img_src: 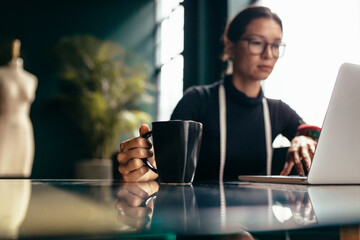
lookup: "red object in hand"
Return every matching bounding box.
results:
[297,124,321,140]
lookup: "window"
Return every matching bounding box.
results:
[258,0,360,127]
[155,0,184,121]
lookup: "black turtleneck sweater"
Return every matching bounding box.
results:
[171,76,303,181]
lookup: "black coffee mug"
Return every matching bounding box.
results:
[142,120,203,184]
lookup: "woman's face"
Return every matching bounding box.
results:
[229,18,283,82]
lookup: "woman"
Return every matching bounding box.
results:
[117,6,316,182]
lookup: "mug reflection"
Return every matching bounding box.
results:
[152,184,201,233]
[115,181,201,234]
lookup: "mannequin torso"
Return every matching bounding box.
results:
[0,58,37,177]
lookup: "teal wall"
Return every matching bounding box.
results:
[0,0,156,178]
[228,0,253,19]
[183,0,227,90]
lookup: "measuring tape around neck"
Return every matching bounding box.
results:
[218,82,273,181]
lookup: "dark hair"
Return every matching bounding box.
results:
[225,6,283,43]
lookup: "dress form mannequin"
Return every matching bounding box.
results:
[0,40,38,177]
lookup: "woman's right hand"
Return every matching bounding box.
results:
[117,124,158,182]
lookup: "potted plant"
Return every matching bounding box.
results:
[52,35,153,178]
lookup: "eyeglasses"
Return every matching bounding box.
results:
[239,37,286,58]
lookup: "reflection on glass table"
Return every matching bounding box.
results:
[1,179,360,239]
[0,180,31,239]
[271,189,317,225]
[115,181,159,231]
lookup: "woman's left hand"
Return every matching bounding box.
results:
[280,136,317,176]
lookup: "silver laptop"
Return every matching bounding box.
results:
[239,63,360,184]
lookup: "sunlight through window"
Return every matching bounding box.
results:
[156,0,184,121]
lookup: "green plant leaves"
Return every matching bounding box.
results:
[52,35,153,159]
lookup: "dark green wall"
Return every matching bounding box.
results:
[0,0,156,178]
[182,0,251,90]
[183,0,228,90]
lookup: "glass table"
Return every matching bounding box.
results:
[1,179,360,239]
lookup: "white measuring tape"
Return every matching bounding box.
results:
[218,82,273,180]
[218,82,273,228]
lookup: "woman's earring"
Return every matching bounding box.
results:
[226,59,233,74]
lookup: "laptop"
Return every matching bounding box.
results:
[239,62,360,184]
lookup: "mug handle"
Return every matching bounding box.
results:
[140,191,158,207]
[141,131,158,174]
